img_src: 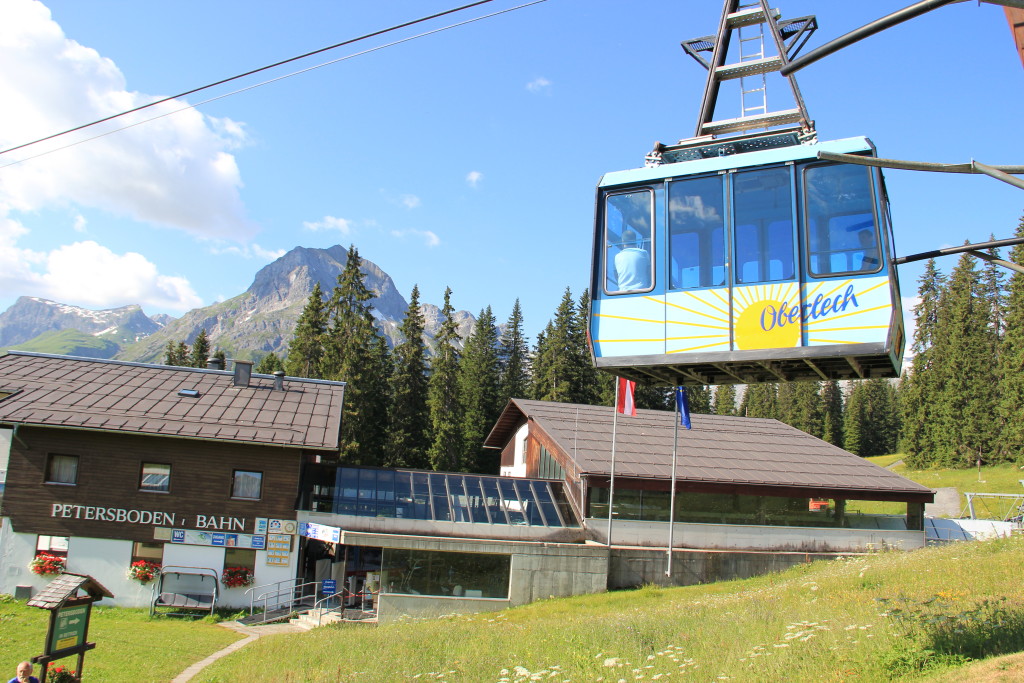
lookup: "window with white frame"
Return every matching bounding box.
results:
[139,462,171,493]
[45,454,78,485]
[231,470,263,500]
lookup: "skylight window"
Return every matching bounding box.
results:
[177,389,200,398]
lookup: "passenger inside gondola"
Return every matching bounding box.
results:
[614,228,652,291]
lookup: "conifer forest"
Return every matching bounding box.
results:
[167,218,1024,473]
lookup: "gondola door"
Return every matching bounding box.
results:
[728,165,802,354]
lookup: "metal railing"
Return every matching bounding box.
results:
[244,577,319,622]
[313,588,376,627]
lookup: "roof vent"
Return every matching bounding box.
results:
[273,371,286,391]
[178,389,200,398]
[206,357,223,370]
[232,360,253,387]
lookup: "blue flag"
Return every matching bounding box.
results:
[675,387,692,430]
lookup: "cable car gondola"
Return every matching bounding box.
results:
[588,2,903,386]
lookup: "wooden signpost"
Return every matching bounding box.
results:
[26,574,113,682]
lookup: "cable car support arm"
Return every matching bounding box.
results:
[779,0,1024,76]
[895,237,1024,275]
[816,151,1024,191]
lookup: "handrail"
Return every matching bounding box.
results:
[313,588,376,626]
[244,577,319,622]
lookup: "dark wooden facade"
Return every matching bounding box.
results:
[2,426,303,544]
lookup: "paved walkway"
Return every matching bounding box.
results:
[171,621,305,682]
[926,486,962,518]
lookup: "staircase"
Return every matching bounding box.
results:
[288,607,377,630]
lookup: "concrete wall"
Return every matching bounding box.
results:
[608,546,846,589]
[588,518,927,553]
[339,531,609,615]
[377,593,510,623]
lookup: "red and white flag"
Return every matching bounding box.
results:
[616,377,637,416]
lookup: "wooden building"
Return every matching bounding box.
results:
[485,399,935,560]
[0,351,345,607]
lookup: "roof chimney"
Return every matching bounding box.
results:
[273,370,286,391]
[232,359,253,387]
[206,357,223,371]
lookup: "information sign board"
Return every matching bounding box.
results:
[50,605,87,652]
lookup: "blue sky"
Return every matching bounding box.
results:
[0,0,1021,342]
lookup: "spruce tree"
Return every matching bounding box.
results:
[997,217,1024,463]
[780,381,823,438]
[929,250,999,467]
[844,378,899,456]
[497,299,530,405]
[740,383,778,419]
[322,245,390,465]
[387,285,431,469]
[820,380,844,447]
[900,260,946,467]
[255,352,284,374]
[687,385,712,414]
[572,290,604,405]
[458,306,502,472]
[285,282,328,378]
[164,340,186,366]
[427,287,464,472]
[531,289,578,403]
[188,328,211,368]
[713,385,736,416]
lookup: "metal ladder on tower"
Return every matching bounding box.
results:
[682,0,818,140]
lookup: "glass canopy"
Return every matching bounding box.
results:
[332,467,578,528]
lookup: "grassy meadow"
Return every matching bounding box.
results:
[0,601,242,682]
[192,535,1024,682]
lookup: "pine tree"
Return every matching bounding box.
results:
[497,299,530,405]
[713,385,736,416]
[997,216,1024,463]
[188,328,211,368]
[900,260,946,467]
[820,380,844,447]
[458,306,502,472]
[255,352,284,374]
[322,246,390,465]
[285,282,328,378]
[387,285,431,469]
[427,287,464,472]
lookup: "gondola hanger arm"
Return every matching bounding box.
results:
[895,237,1024,275]
[816,151,1024,191]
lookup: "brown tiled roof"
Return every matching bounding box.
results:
[26,572,114,609]
[485,399,933,501]
[0,352,344,450]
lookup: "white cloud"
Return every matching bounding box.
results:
[390,228,440,247]
[208,243,286,260]
[401,194,421,209]
[0,0,254,241]
[466,171,483,188]
[303,216,354,234]
[526,76,552,93]
[72,214,87,233]
[0,211,201,311]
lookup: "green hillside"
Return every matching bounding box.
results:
[1,329,120,358]
[190,535,1024,682]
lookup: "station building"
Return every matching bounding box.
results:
[0,352,934,621]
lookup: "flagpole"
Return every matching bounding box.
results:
[606,379,620,547]
[666,402,680,578]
